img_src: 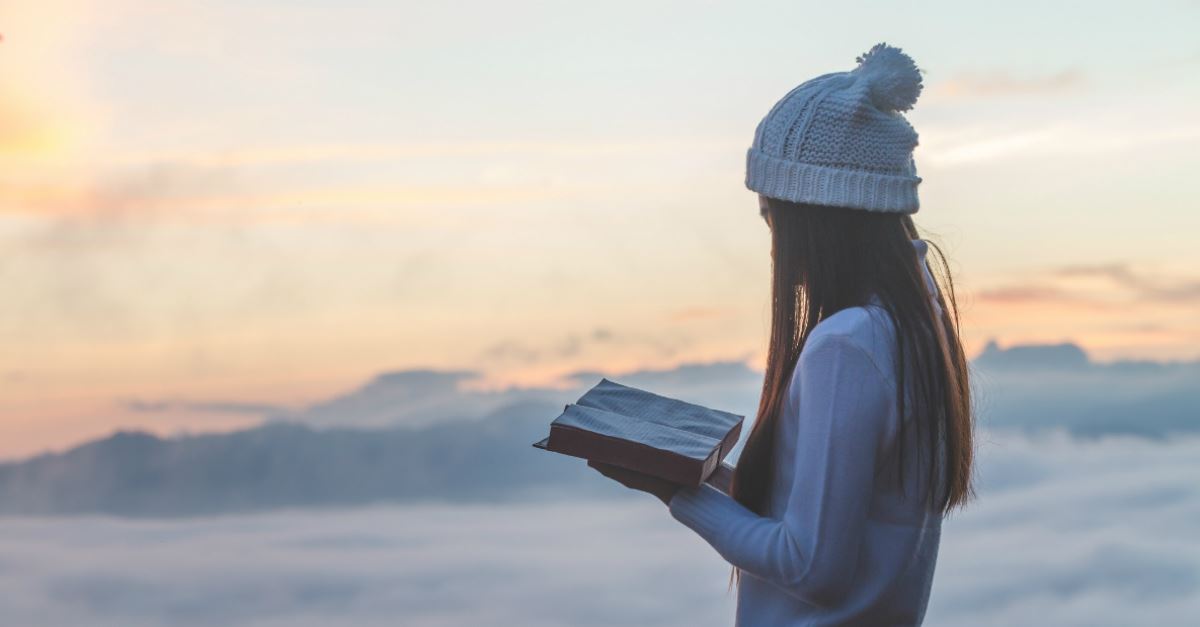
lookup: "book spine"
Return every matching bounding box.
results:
[698,447,720,483]
[717,419,743,462]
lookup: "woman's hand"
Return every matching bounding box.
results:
[587,460,682,506]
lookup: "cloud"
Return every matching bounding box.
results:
[975,285,1108,308]
[121,398,288,417]
[971,340,1200,438]
[481,333,595,363]
[667,306,732,322]
[1052,263,1200,303]
[0,429,1196,626]
[0,161,566,228]
[0,163,235,225]
[977,263,1200,307]
[919,122,1200,168]
[0,500,736,627]
[926,430,1200,626]
[926,69,1086,101]
[480,327,686,367]
[480,339,545,364]
[284,367,571,430]
[106,138,742,170]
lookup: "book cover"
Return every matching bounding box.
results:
[532,378,744,487]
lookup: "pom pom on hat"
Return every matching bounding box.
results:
[853,42,923,113]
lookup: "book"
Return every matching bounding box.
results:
[532,377,744,487]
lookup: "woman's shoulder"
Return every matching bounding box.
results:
[803,302,897,370]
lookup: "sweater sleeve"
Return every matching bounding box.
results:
[667,332,893,608]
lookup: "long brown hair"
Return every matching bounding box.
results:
[729,195,976,583]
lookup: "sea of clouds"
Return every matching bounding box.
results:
[3,427,1197,626]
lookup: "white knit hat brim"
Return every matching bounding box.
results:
[745,148,921,214]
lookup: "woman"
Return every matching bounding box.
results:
[589,43,976,625]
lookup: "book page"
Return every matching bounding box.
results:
[575,378,742,440]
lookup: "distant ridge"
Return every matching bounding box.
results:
[1,347,1196,517]
[973,339,1091,370]
[0,402,610,517]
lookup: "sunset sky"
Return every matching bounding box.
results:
[2,0,1198,458]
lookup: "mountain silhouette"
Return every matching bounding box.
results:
[1,347,1196,517]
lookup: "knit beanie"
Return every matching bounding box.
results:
[745,43,924,214]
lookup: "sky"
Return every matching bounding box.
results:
[2,0,1199,458]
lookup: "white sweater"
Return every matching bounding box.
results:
[668,238,947,626]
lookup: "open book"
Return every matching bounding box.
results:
[532,378,744,487]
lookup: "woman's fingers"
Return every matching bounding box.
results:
[588,460,633,483]
[587,461,647,489]
[587,460,680,505]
